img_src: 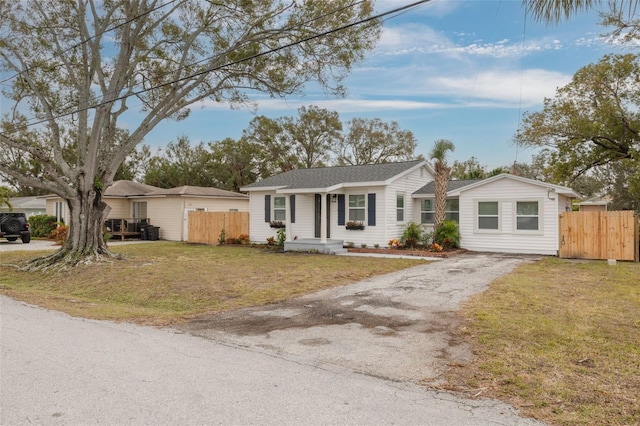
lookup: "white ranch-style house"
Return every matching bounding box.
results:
[241,160,581,255]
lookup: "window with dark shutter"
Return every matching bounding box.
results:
[337,194,345,225]
[264,194,271,222]
[290,195,296,223]
[367,193,376,226]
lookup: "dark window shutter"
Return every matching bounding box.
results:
[368,193,376,226]
[337,194,345,225]
[290,195,296,223]
[264,195,271,222]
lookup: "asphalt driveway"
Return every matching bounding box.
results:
[180,252,537,385]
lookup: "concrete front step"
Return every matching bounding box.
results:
[284,239,345,255]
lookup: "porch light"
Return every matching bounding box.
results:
[332,194,337,203]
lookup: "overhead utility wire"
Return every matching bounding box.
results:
[14,0,432,132]
[12,0,369,126]
[0,0,184,86]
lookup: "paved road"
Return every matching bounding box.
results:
[1,252,544,425]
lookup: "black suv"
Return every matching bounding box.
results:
[0,212,31,243]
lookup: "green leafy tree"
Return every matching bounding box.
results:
[0,186,13,209]
[0,0,379,268]
[282,106,342,169]
[144,137,217,188]
[515,54,640,207]
[208,137,259,192]
[450,157,486,180]
[336,118,419,165]
[114,145,152,182]
[243,116,299,178]
[429,139,455,231]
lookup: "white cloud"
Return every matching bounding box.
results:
[376,23,565,59]
[431,69,571,106]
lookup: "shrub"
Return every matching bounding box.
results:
[276,228,286,246]
[28,214,58,237]
[421,231,434,247]
[266,236,276,246]
[400,221,423,249]
[360,243,367,248]
[428,242,443,252]
[237,234,250,245]
[48,223,69,245]
[218,228,226,245]
[388,238,402,249]
[434,220,460,249]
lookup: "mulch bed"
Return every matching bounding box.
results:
[347,247,467,258]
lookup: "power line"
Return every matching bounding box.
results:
[0,0,184,86]
[7,0,371,127]
[6,0,432,133]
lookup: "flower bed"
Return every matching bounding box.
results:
[346,247,466,258]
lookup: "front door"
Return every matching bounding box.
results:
[314,194,331,239]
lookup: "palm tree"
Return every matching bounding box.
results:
[524,0,637,23]
[429,139,455,231]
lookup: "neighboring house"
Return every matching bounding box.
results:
[240,160,434,253]
[41,181,249,241]
[578,194,611,212]
[241,162,581,255]
[0,197,47,218]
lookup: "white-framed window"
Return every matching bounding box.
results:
[396,193,405,222]
[420,199,434,224]
[445,199,460,222]
[477,201,500,230]
[273,196,286,221]
[420,199,459,224]
[349,194,365,222]
[516,201,540,231]
[132,201,147,219]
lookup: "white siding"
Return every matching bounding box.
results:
[105,199,130,219]
[247,165,434,248]
[332,187,387,247]
[290,194,316,240]
[459,179,562,255]
[385,165,433,243]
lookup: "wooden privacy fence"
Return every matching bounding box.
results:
[559,210,639,261]
[187,211,249,245]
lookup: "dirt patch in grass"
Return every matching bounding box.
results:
[0,242,423,325]
[443,257,640,426]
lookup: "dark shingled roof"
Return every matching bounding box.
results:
[242,160,425,190]
[104,181,161,197]
[146,186,248,198]
[413,179,482,196]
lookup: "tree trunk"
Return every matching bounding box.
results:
[433,162,450,230]
[26,188,115,271]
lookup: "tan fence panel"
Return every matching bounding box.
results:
[187,211,249,245]
[559,211,639,261]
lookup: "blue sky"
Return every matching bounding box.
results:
[135,0,628,168]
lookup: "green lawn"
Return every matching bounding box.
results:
[446,257,640,426]
[0,242,423,325]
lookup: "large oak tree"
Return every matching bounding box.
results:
[0,0,379,269]
[515,54,640,185]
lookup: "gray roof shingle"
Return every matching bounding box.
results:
[413,179,482,196]
[242,160,425,190]
[104,181,161,197]
[146,186,248,198]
